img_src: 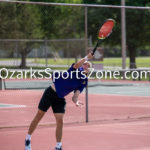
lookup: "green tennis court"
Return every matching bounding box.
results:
[88,81,150,97]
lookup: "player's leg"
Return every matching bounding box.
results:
[25,109,45,150]
[52,98,66,150]
[28,109,45,135]
[54,113,64,143]
[25,86,53,150]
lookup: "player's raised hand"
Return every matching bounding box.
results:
[87,52,93,60]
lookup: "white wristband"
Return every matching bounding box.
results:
[84,56,88,61]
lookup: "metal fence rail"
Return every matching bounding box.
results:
[1,0,150,10]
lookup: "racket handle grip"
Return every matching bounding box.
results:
[91,42,99,55]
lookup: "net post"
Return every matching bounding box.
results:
[85,6,89,123]
[85,82,89,123]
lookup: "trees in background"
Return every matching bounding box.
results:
[0,1,84,68]
[0,3,43,68]
[0,0,150,68]
[15,4,43,68]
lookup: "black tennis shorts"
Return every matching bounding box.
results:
[38,86,66,113]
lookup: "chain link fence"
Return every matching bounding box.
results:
[0,38,90,68]
[0,1,150,69]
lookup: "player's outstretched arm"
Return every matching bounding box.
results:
[72,90,84,107]
[73,52,93,69]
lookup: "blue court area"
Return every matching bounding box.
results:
[88,81,150,97]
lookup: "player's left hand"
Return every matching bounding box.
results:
[75,101,84,107]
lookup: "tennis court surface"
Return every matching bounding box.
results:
[1,80,150,150]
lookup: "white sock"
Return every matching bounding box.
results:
[26,134,31,141]
[56,142,62,148]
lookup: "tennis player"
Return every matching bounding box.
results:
[25,52,93,150]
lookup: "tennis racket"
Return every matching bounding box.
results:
[91,19,115,55]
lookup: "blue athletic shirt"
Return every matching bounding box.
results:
[53,64,88,98]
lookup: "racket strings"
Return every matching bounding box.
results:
[98,20,115,39]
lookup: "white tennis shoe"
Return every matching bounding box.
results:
[25,139,31,150]
[54,147,62,150]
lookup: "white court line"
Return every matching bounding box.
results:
[0,103,26,108]
[86,92,150,98]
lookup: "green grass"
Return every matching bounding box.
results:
[0,57,150,68]
[0,66,67,70]
[94,57,150,67]
[0,58,18,61]
[34,57,150,67]
[0,58,34,61]
[103,57,150,64]
[33,58,75,65]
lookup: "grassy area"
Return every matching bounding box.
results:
[33,58,75,65]
[0,58,34,61]
[0,65,67,70]
[0,57,150,68]
[0,58,19,61]
[95,57,150,67]
[34,57,150,67]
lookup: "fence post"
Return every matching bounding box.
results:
[121,0,127,79]
[67,42,70,68]
[44,38,48,68]
[16,41,19,66]
[0,78,2,90]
